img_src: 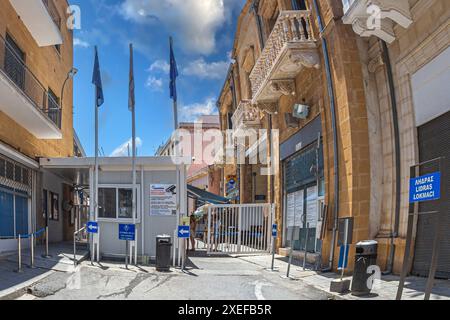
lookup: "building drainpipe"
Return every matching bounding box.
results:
[381,40,401,275]
[311,0,340,272]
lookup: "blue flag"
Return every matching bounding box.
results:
[92,46,104,107]
[129,43,135,111]
[169,37,178,102]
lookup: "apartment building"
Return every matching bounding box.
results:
[216,0,449,276]
[155,115,222,213]
[0,0,77,253]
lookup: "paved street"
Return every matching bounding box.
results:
[20,254,331,300]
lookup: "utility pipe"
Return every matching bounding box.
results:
[311,0,340,271]
[381,40,402,275]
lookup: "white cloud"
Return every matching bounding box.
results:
[119,0,244,54]
[180,97,218,122]
[73,38,90,48]
[149,60,170,74]
[183,58,229,80]
[110,137,143,157]
[145,76,163,91]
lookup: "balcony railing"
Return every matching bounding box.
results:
[249,10,318,102]
[0,35,62,129]
[232,100,261,131]
[42,0,62,30]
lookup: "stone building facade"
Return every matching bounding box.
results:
[0,0,77,252]
[216,0,449,276]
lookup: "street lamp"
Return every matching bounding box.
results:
[60,67,78,128]
[61,67,78,108]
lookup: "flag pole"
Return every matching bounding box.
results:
[130,44,137,266]
[93,75,99,265]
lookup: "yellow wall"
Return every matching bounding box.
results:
[0,0,74,160]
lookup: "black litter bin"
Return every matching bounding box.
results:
[351,240,378,296]
[156,235,172,272]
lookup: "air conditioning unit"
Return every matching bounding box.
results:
[293,104,310,119]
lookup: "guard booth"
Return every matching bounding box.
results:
[39,156,188,264]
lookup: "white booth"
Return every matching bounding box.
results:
[39,156,188,263]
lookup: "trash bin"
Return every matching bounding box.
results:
[156,235,172,272]
[351,240,378,296]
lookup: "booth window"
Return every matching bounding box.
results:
[118,188,132,219]
[98,188,116,219]
[98,186,139,221]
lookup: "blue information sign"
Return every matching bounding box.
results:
[272,224,278,237]
[87,221,99,234]
[409,172,441,203]
[178,225,190,239]
[119,224,136,241]
[338,244,350,270]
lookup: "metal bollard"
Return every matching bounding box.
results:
[17,235,22,273]
[30,233,35,268]
[303,223,310,271]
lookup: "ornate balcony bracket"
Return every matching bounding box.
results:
[269,79,296,97]
[342,0,413,44]
[255,102,278,115]
[289,49,321,70]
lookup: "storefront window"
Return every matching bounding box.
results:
[118,188,133,219]
[98,188,116,219]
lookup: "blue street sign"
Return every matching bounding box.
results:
[409,172,441,203]
[87,221,99,234]
[178,225,190,239]
[338,244,350,270]
[272,224,278,237]
[119,224,136,241]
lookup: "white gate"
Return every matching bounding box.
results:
[206,204,274,255]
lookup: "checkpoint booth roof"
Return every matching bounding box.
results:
[40,156,190,261]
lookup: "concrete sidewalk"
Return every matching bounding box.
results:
[236,254,450,300]
[0,243,88,300]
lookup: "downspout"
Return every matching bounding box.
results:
[311,0,339,272]
[381,40,401,275]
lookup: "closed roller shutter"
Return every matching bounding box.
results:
[412,111,450,278]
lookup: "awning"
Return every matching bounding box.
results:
[187,184,230,206]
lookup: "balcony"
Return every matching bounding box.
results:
[250,10,320,104]
[9,0,63,47]
[342,0,413,44]
[0,35,62,139]
[232,100,261,132]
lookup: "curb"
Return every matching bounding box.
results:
[0,269,55,300]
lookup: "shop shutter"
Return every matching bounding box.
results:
[15,192,29,236]
[412,111,450,278]
[0,188,14,237]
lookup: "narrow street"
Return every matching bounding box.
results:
[22,254,330,300]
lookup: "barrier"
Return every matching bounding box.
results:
[14,228,47,273]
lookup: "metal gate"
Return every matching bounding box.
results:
[412,111,450,278]
[206,204,274,255]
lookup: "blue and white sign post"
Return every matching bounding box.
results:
[177,225,190,271]
[87,221,99,234]
[178,225,190,239]
[409,172,441,203]
[270,224,278,272]
[119,224,136,269]
[398,157,445,301]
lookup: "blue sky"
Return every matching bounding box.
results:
[71,0,245,156]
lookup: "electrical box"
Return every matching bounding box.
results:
[293,104,310,119]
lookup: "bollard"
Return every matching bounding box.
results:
[303,223,310,271]
[17,235,22,273]
[30,233,35,269]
